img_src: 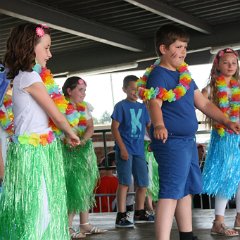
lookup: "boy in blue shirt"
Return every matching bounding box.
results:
[111,75,153,228]
[142,24,240,240]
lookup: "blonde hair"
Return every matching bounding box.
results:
[205,48,240,128]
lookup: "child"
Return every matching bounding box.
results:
[202,48,240,237]
[94,151,119,213]
[0,23,80,239]
[137,24,240,240]
[111,75,154,228]
[62,76,106,238]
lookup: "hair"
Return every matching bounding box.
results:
[62,76,86,97]
[123,75,138,89]
[205,48,240,128]
[155,24,189,57]
[4,23,51,79]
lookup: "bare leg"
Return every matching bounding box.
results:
[175,194,192,232]
[155,199,177,240]
[117,184,128,212]
[68,212,76,227]
[135,187,147,210]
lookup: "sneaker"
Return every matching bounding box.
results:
[134,209,155,223]
[115,212,134,228]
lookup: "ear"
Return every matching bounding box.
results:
[66,87,72,96]
[159,44,167,55]
[122,87,127,93]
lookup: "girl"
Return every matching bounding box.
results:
[202,48,240,237]
[0,23,80,239]
[62,76,106,238]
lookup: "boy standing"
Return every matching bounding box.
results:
[111,75,153,228]
[139,24,240,240]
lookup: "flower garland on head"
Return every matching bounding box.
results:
[214,76,240,137]
[137,59,192,102]
[0,94,14,136]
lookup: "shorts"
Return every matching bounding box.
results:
[153,136,202,199]
[115,150,149,187]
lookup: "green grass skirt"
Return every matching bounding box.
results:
[62,140,99,212]
[145,141,159,201]
[0,140,70,240]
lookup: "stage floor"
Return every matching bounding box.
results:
[72,209,240,240]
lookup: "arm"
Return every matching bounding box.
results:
[148,98,168,143]
[26,82,80,146]
[194,89,240,134]
[111,119,128,160]
[81,118,94,145]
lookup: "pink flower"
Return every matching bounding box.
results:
[36,27,45,37]
[78,79,87,86]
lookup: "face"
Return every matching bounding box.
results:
[217,53,238,79]
[123,81,138,102]
[160,40,187,70]
[67,83,86,104]
[35,34,52,67]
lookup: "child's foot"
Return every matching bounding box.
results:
[134,209,154,223]
[115,212,134,228]
[211,220,239,236]
[69,227,86,239]
[80,223,107,234]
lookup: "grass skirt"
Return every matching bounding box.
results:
[62,140,99,212]
[0,140,69,240]
[202,130,240,199]
[144,141,159,201]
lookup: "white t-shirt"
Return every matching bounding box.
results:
[85,102,93,120]
[13,71,50,135]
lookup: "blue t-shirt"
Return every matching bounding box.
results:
[111,99,150,156]
[146,65,198,142]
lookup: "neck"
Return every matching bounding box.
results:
[159,61,177,71]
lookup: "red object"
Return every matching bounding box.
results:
[93,175,118,212]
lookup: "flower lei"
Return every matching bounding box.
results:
[0,94,14,136]
[137,59,192,102]
[214,76,240,137]
[39,67,80,136]
[73,102,87,137]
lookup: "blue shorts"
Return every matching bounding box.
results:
[115,151,149,187]
[153,136,202,199]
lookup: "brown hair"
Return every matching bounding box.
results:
[62,76,87,97]
[4,23,51,79]
[155,24,189,57]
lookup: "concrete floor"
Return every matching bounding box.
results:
[72,209,240,240]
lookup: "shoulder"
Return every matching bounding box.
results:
[85,101,94,112]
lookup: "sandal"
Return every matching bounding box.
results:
[211,220,239,237]
[69,227,86,239]
[80,222,108,234]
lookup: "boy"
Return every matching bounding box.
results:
[140,24,240,240]
[111,75,153,228]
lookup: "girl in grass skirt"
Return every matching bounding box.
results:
[62,77,106,238]
[0,23,80,240]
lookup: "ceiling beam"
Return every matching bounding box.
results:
[0,0,146,52]
[49,21,240,74]
[124,0,212,34]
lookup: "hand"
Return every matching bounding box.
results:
[226,121,240,134]
[66,132,80,147]
[120,148,129,161]
[154,125,168,143]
